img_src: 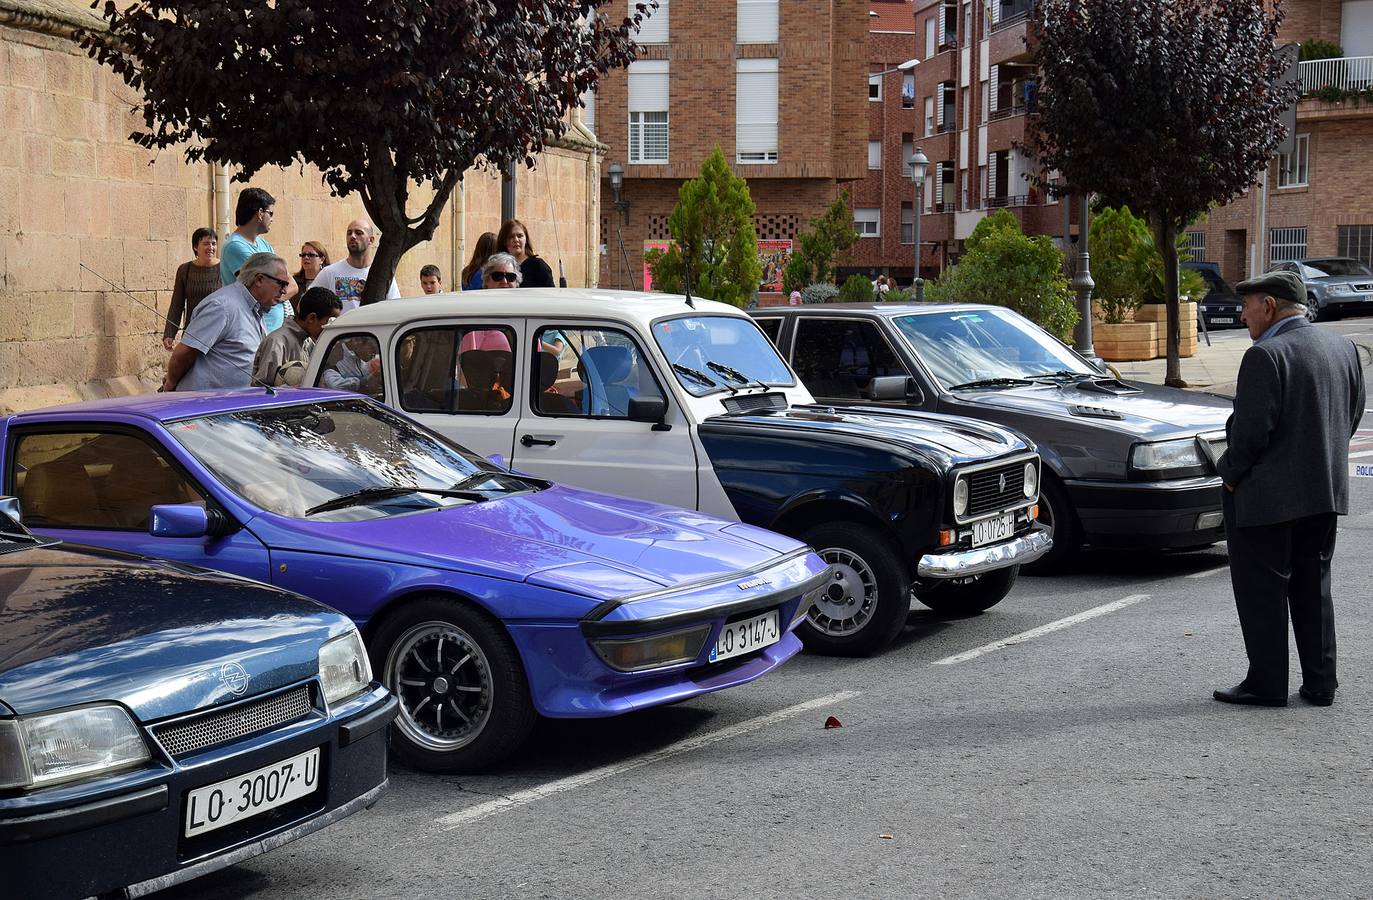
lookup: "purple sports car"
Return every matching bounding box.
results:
[0,390,831,772]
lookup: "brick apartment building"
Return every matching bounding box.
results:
[1189,0,1373,281]
[587,0,868,291]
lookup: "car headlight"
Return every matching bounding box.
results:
[952,478,969,517]
[0,704,149,790]
[1023,461,1038,498]
[1328,283,1353,296]
[592,623,712,672]
[319,628,373,706]
[1130,438,1205,474]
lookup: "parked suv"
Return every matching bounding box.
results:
[303,290,1051,656]
[1183,261,1244,329]
[1268,257,1373,321]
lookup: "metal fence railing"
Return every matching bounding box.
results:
[1298,56,1373,94]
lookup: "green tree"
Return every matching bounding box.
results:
[838,274,875,303]
[784,191,858,292]
[927,210,1078,337]
[646,146,762,308]
[1028,0,1297,384]
[1089,205,1154,323]
[80,0,646,305]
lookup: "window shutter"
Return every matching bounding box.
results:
[989,65,999,114]
[988,152,998,199]
[736,58,779,162]
[935,162,946,205]
[737,0,779,43]
[582,88,596,131]
[628,60,669,111]
[936,85,945,127]
[634,0,669,43]
[937,3,946,45]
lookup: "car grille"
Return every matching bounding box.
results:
[963,461,1027,520]
[1353,282,1373,293]
[152,686,314,758]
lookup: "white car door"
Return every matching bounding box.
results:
[384,318,524,462]
[510,322,700,510]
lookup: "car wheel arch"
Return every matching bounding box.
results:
[361,587,511,652]
[769,495,892,547]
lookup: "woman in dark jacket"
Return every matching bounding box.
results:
[163,227,221,350]
[497,219,555,288]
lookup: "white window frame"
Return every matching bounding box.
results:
[1269,226,1308,265]
[900,203,915,244]
[869,74,883,101]
[736,58,779,164]
[924,97,934,136]
[901,137,914,177]
[634,0,669,44]
[1184,230,1206,262]
[854,208,881,237]
[628,61,669,165]
[925,16,936,59]
[736,0,779,44]
[1277,133,1309,188]
[582,87,596,133]
[902,74,916,109]
[868,140,883,170]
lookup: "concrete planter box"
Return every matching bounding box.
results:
[1136,302,1198,357]
[1094,321,1159,362]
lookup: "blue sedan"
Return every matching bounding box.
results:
[0,497,395,900]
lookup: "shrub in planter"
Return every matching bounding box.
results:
[1089,205,1152,323]
[801,282,839,304]
[838,274,876,303]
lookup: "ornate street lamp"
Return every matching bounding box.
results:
[909,147,929,301]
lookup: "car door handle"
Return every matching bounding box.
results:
[520,435,557,448]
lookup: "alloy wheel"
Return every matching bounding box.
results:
[385,621,493,752]
[808,548,877,635]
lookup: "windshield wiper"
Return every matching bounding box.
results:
[1029,370,1096,382]
[672,363,718,388]
[449,470,545,493]
[947,377,1035,391]
[707,360,768,391]
[305,485,489,516]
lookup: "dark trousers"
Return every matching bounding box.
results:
[1224,492,1339,696]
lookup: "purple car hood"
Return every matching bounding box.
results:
[245,485,805,601]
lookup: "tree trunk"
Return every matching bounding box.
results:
[1153,215,1185,388]
[359,163,460,306]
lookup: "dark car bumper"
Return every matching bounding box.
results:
[1066,476,1225,549]
[1324,292,1373,314]
[0,686,396,900]
[1199,301,1244,328]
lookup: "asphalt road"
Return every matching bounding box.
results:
[164,323,1373,900]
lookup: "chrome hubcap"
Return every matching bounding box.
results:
[386,622,492,752]
[808,548,877,635]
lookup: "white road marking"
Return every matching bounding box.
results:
[434,690,863,830]
[1187,565,1229,580]
[931,594,1150,666]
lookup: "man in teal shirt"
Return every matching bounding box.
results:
[220,187,295,333]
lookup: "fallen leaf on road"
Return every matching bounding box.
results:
[880,833,894,840]
[1184,631,1194,636]
[824,716,842,729]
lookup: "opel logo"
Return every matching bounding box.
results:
[998,473,1007,493]
[219,662,250,696]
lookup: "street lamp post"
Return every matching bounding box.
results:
[607,161,632,289]
[1072,192,1097,361]
[909,147,929,301]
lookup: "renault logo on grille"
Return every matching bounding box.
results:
[219,662,250,696]
[998,473,1007,493]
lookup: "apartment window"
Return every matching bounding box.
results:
[924,97,934,136]
[1338,225,1373,267]
[1184,231,1206,262]
[869,74,882,101]
[634,0,669,43]
[628,61,669,164]
[901,136,914,176]
[582,87,596,132]
[1269,227,1308,264]
[854,208,881,237]
[737,58,779,164]
[962,86,970,130]
[937,82,955,131]
[737,0,779,43]
[938,0,958,47]
[868,140,883,169]
[925,16,936,59]
[900,203,915,244]
[902,74,916,109]
[1277,133,1309,188]
[924,174,933,212]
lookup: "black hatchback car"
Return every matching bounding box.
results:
[753,304,1233,569]
[0,497,396,899]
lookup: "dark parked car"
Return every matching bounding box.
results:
[0,497,395,900]
[1183,261,1244,329]
[752,304,1233,569]
[1268,257,1373,321]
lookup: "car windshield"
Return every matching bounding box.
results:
[1303,259,1373,278]
[892,308,1097,388]
[167,398,531,521]
[652,314,796,396]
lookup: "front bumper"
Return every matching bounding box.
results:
[1067,476,1225,548]
[0,685,395,900]
[1325,292,1373,313]
[916,525,1053,578]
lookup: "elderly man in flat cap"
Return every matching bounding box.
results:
[1213,270,1364,708]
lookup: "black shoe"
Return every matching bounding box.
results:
[1298,685,1335,706]
[1213,684,1287,707]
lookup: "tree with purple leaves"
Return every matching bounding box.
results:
[80,1,652,305]
[1027,0,1298,386]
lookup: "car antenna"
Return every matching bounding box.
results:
[682,253,695,308]
[79,262,278,394]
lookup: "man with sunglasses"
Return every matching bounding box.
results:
[163,253,289,392]
[220,187,297,334]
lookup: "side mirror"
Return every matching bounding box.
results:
[485,453,506,469]
[627,396,669,426]
[150,504,208,538]
[868,375,922,403]
[0,496,21,528]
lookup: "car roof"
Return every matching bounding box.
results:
[7,388,353,424]
[322,288,742,332]
[752,302,1002,316]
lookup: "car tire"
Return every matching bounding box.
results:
[369,596,536,773]
[915,565,1018,615]
[1306,294,1322,323]
[1023,474,1080,574]
[797,522,911,657]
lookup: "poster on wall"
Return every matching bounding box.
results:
[642,241,673,291]
[641,239,794,293]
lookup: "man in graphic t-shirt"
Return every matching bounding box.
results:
[308,218,401,311]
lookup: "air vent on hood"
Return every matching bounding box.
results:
[1070,404,1125,420]
[723,392,787,414]
[1076,378,1142,395]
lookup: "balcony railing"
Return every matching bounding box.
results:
[990,0,1034,32]
[985,194,1031,209]
[1298,56,1373,96]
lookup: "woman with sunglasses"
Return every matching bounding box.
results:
[163,227,221,351]
[497,219,555,288]
[292,241,331,314]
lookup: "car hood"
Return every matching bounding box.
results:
[955,379,1232,438]
[0,543,345,720]
[246,485,807,601]
[703,406,1030,467]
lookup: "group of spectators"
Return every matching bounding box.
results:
[160,186,558,394]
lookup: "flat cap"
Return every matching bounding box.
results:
[1234,270,1306,305]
